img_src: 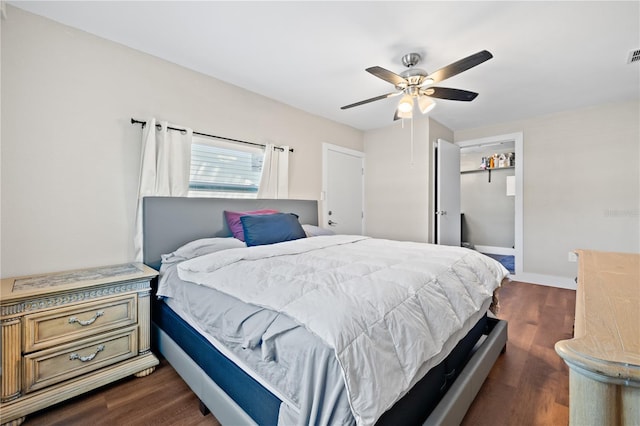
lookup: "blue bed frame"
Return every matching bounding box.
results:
[143,196,508,425]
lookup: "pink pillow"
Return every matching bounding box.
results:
[224,209,279,241]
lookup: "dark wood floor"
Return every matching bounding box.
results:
[24,281,575,426]
[461,281,575,426]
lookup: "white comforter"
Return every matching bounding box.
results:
[178,235,508,425]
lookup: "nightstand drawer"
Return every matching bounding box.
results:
[24,326,138,393]
[24,294,137,353]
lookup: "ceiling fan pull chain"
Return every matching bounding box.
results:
[410,115,415,166]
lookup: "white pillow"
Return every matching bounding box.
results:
[302,224,336,237]
[161,237,246,268]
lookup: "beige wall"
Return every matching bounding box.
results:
[364,116,438,242]
[363,116,452,243]
[1,6,363,277]
[455,100,640,279]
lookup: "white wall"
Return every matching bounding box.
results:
[0,6,363,277]
[455,100,640,279]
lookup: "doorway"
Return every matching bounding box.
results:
[457,133,523,276]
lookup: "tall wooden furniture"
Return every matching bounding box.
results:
[0,263,159,426]
[555,250,639,425]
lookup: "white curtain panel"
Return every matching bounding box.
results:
[258,143,290,199]
[134,118,193,261]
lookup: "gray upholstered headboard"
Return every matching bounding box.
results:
[142,197,319,270]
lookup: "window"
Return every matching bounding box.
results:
[188,135,264,198]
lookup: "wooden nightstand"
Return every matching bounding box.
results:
[0,263,159,426]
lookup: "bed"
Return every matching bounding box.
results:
[142,196,508,426]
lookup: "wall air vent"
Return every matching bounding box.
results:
[628,49,640,64]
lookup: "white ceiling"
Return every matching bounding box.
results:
[9,1,640,132]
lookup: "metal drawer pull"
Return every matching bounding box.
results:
[68,310,104,326]
[69,344,105,362]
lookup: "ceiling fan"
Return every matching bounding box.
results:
[341,50,493,121]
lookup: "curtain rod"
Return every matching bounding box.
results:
[130,118,293,153]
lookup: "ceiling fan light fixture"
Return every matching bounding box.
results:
[396,108,412,120]
[418,96,436,114]
[397,95,414,113]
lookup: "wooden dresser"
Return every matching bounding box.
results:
[555,250,639,425]
[0,263,159,426]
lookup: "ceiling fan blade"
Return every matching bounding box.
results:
[340,92,401,110]
[425,50,493,84]
[366,66,408,87]
[422,87,479,101]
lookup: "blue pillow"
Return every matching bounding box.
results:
[240,213,307,247]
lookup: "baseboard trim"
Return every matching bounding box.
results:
[475,245,515,256]
[509,273,576,290]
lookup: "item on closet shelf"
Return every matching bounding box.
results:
[480,157,487,170]
[491,154,500,169]
[508,152,515,167]
[498,154,507,168]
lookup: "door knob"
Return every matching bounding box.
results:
[328,220,338,226]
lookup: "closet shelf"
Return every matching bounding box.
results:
[461,166,515,174]
[461,165,514,183]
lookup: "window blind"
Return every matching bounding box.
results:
[188,136,264,199]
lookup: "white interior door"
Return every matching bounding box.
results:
[435,139,461,245]
[323,144,364,235]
